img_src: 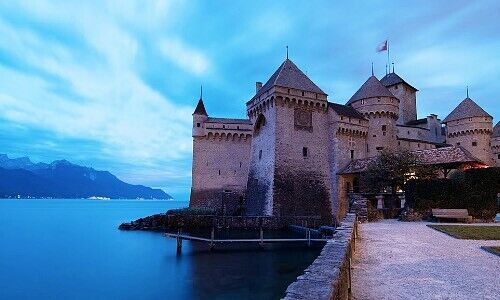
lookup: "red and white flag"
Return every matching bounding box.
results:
[377,40,388,52]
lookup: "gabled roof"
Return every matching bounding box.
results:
[254,59,326,99]
[193,98,208,116]
[328,102,366,120]
[493,121,500,138]
[338,146,485,174]
[442,98,492,123]
[346,76,396,105]
[380,72,418,91]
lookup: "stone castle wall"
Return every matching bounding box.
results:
[386,84,417,125]
[492,136,500,167]
[350,96,399,155]
[190,121,252,214]
[271,96,333,223]
[446,116,493,164]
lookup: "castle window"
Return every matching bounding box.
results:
[472,141,477,146]
[288,89,290,94]
[418,143,420,148]
[340,116,343,121]
[407,130,410,135]
[240,162,242,168]
[223,125,225,129]
[218,170,221,175]
[456,142,460,146]
[373,135,376,137]
[383,132,386,136]
[498,154,500,159]
[350,150,354,159]
[398,141,401,145]
[237,126,240,130]
[395,85,398,89]
[358,120,361,124]
[302,91,305,96]
[382,125,387,131]
[197,123,201,127]
[259,150,262,160]
[303,147,308,157]
[376,146,384,151]
[361,100,365,104]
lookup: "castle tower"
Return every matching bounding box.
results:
[443,97,493,165]
[245,59,333,223]
[192,97,208,137]
[492,122,500,167]
[380,72,418,125]
[346,76,399,155]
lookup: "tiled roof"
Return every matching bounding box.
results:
[254,59,326,99]
[193,98,208,115]
[405,118,427,126]
[206,117,252,124]
[380,72,418,91]
[493,121,500,138]
[338,146,484,174]
[346,76,396,105]
[328,102,366,120]
[443,98,492,123]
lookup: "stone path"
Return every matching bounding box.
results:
[352,220,500,300]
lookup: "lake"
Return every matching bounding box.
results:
[0,199,321,300]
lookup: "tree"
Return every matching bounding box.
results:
[361,150,438,194]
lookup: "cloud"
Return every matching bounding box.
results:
[159,38,211,76]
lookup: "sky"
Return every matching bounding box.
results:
[0,0,499,200]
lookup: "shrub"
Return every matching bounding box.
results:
[166,207,216,216]
[405,167,500,220]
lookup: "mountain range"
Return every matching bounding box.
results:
[0,154,172,199]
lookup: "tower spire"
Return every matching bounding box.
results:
[371,62,374,76]
[200,85,203,100]
[392,62,394,73]
[286,45,289,59]
[466,85,469,98]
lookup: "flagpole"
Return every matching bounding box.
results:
[387,40,390,74]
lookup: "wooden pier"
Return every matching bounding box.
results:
[165,227,330,253]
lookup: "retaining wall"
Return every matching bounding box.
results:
[283,213,357,300]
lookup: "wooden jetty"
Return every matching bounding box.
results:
[165,227,330,253]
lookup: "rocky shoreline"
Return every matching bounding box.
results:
[119,211,325,231]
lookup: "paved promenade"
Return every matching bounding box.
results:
[352,220,500,300]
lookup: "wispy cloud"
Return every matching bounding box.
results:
[159,38,211,76]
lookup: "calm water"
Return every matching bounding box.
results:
[0,199,321,300]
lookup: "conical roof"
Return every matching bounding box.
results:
[493,121,500,138]
[380,72,418,91]
[346,75,396,105]
[254,59,326,99]
[192,98,208,115]
[442,98,491,123]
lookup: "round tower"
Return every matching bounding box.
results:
[346,75,399,155]
[192,97,208,137]
[443,97,493,165]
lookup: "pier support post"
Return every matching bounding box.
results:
[259,227,264,247]
[210,226,215,250]
[176,228,182,254]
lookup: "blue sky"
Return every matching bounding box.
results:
[0,0,499,199]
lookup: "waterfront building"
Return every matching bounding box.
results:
[189,58,497,223]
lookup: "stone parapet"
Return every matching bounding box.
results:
[283,213,357,300]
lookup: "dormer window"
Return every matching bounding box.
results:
[302,91,305,96]
[197,123,201,127]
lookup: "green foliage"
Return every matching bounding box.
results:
[406,167,500,219]
[361,150,438,194]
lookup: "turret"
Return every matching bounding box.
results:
[443,97,493,165]
[492,122,500,166]
[192,97,208,137]
[380,72,418,125]
[347,75,399,154]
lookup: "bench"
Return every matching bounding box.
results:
[431,209,473,223]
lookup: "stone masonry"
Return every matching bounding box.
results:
[189,57,497,224]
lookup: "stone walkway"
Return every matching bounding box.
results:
[352,220,500,300]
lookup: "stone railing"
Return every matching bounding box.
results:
[283,213,357,300]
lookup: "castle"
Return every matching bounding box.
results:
[189,58,499,223]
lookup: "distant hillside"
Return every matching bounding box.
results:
[0,154,172,199]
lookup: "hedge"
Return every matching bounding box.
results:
[405,167,500,220]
